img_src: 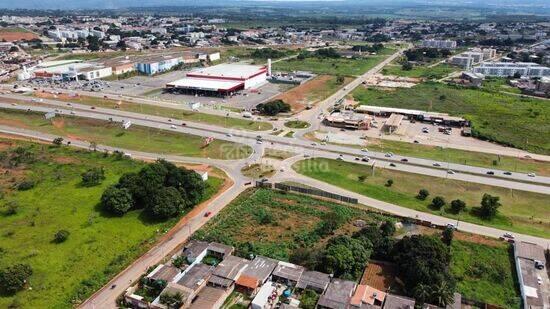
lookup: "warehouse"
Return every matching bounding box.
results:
[135,54,183,75]
[32,60,112,80]
[166,63,268,97]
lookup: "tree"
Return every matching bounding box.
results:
[52,137,64,146]
[54,230,70,243]
[431,196,446,209]
[479,193,501,220]
[101,186,134,216]
[450,199,466,213]
[256,100,291,116]
[159,291,183,309]
[414,283,432,304]
[300,289,320,309]
[319,236,372,280]
[145,187,185,219]
[0,264,33,294]
[432,279,456,306]
[417,189,429,200]
[336,75,345,84]
[380,219,396,237]
[442,227,454,246]
[81,167,105,186]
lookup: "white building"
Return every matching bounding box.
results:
[421,39,457,49]
[473,62,550,77]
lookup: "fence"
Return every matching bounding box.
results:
[272,183,358,204]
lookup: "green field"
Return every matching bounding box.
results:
[32,94,272,131]
[0,109,252,159]
[352,82,550,154]
[481,78,522,94]
[273,51,394,76]
[382,63,458,79]
[193,188,390,261]
[293,158,550,237]
[0,139,224,308]
[451,241,520,308]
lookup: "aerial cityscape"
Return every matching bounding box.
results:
[0,1,549,309]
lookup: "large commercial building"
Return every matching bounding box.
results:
[135,55,183,75]
[166,63,268,96]
[473,62,550,77]
[32,60,112,80]
[448,48,496,69]
[420,39,457,49]
[513,242,549,309]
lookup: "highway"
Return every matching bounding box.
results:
[1,102,549,194]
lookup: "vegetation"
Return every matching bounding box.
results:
[0,264,33,295]
[284,120,310,129]
[53,230,70,243]
[352,82,550,154]
[241,163,275,179]
[0,139,224,308]
[293,158,550,237]
[383,63,457,79]
[451,241,520,308]
[256,100,291,116]
[0,109,252,159]
[299,289,319,309]
[81,167,106,186]
[478,194,501,220]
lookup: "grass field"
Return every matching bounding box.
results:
[274,75,352,111]
[481,77,522,94]
[293,158,550,238]
[0,139,224,308]
[451,241,520,308]
[0,109,252,159]
[33,93,272,131]
[284,120,310,129]
[193,188,391,261]
[382,63,457,79]
[352,82,550,154]
[307,132,550,176]
[273,51,394,76]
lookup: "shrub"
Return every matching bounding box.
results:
[3,201,19,216]
[159,292,183,308]
[101,186,134,216]
[416,189,429,200]
[17,180,35,191]
[52,137,64,146]
[81,167,106,186]
[256,100,291,116]
[385,179,394,187]
[172,256,186,269]
[54,230,70,243]
[0,264,33,294]
[357,175,367,182]
[479,194,501,220]
[431,196,446,209]
[450,199,466,213]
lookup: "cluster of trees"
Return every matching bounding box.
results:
[416,189,501,219]
[251,48,289,59]
[256,100,291,116]
[297,48,340,60]
[392,235,456,306]
[404,48,451,62]
[366,33,390,42]
[351,43,384,53]
[100,160,206,220]
[81,167,105,187]
[0,264,33,295]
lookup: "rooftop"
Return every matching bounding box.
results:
[188,286,228,309]
[515,242,546,261]
[182,240,209,261]
[166,77,243,91]
[272,261,305,282]
[296,270,331,291]
[176,263,213,291]
[350,285,386,306]
[146,264,181,282]
[187,63,267,80]
[212,255,250,281]
[317,278,356,309]
[382,294,415,309]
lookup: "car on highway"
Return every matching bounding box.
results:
[170,125,177,129]
[446,223,457,230]
[447,170,456,174]
[413,140,420,144]
[422,128,429,133]
[389,163,396,167]
[385,152,393,157]
[90,106,95,109]
[257,140,262,144]
[486,171,495,175]
[361,156,370,162]
[400,158,408,162]
[226,133,233,137]
[503,233,514,239]
[361,148,368,152]
[311,143,317,146]
[527,173,536,177]
[433,163,441,167]
[503,171,512,175]
[355,157,360,161]
[204,211,212,217]
[181,122,187,126]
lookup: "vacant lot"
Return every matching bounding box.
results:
[352,82,550,154]
[0,28,38,42]
[0,139,224,308]
[274,75,352,112]
[451,241,520,308]
[382,63,457,79]
[0,109,252,159]
[33,92,272,131]
[293,158,550,237]
[193,188,390,261]
[273,53,393,76]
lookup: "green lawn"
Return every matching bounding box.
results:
[284,120,310,129]
[273,52,394,76]
[481,77,522,94]
[32,94,272,131]
[293,158,550,238]
[451,241,520,308]
[193,188,391,261]
[0,109,252,159]
[352,82,550,154]
[382,63,458,79]
[0,139,224,308]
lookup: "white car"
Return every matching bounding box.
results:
[385,152,393,158]
[226,133,233,137]
[170,125,177,129]
[257,140,263,144]
[447,170,456,174]
[527,173,536,177]
[361,148,368,152]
